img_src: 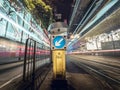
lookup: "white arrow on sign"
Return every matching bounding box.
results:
[55,38,64,46]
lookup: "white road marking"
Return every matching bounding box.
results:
[0,74,22,88]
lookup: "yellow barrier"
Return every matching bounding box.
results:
[52,50,66,79]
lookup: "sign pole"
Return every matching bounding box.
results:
[51,35,66,80]
[49,22,67,80]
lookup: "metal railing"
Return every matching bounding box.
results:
[23,38,50,90]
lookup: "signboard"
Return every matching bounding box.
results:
[51,35,66,49]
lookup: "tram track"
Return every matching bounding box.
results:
[69,56,120,81]
[73,61,120,84]
[72,55,120,68]
[77,57,120,70]
[66,57,112,90]
[68,56,120,90]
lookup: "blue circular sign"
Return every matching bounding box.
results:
[53,36,66,49]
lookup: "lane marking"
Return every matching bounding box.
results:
[0,58,50,89]
[0,74,22,88]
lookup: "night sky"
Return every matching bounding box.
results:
[53,0,73,23]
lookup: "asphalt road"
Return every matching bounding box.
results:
[40,55,114,90]
[1,55,120,90]
[66,55,120,90]
[0,58,50,89]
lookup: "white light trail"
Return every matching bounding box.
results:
[0,2,49,46]
[3,1,44,40]
[0,12,42,43]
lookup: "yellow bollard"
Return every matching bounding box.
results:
[52,50,66,80]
